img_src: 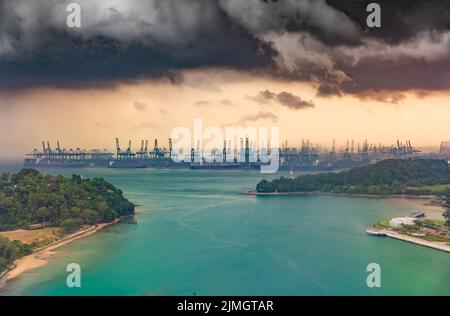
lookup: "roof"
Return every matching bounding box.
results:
[408,211,425,218]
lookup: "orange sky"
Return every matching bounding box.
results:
[0,69,449,160]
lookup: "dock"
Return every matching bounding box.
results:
[368,229,450,253]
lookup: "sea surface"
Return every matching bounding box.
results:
[1,166,449,295]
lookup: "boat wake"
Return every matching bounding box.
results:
[176,199,249,248]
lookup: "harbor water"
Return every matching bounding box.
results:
[1,167,449,295]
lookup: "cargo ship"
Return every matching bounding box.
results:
[189,162,242,170]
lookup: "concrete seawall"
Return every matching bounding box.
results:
[379,230,450,253]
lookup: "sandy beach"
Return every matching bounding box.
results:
[389,197,446,220]
[0,218,120,291]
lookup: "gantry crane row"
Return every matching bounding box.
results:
[27,137,421,165]
[408,140,413,152]
[115,138,121,155]
[168,138,173,159]
[223,140,227,162]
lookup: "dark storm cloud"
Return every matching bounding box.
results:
[276,91,315,109]
[252,89,315,110]
[317,83,342,97]
[355,90,406,104]
[1,0,450,98]
[326,0,450,44]
[340,53,450,94]
[0,0,275,90]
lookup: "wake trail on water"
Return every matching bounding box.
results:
[125,192,248,201]
[176,200,250,248]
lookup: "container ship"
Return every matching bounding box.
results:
[189,162,242,170]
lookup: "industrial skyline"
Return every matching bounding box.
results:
[25,136,448,172]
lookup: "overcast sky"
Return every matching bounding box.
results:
[1,0,450,159]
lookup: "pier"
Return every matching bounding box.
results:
[369,229,450,253]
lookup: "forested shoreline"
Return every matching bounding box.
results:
[257,159,450,226]
[0,169,135,273]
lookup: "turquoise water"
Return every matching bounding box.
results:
[1,168,449,295]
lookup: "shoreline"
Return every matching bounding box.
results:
[245,190,446,206]
[244,190,444,201]
[0,217,124,292]
[245,190,445,205]
[368,229,450,253]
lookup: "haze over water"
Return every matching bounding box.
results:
[2,167,449,295]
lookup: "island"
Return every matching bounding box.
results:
[255,159,450,251]
[0,168,135,279]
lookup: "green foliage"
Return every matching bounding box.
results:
[60,218,83,234]
[0,257,8,273]
[0,236,32,273]
[421,234,450,242]
[0,169,135,231]
[375,219,391,229]
[444,208,450,227]
[257,159,450,195]
[82,209,100,225]
[258,159,450,225]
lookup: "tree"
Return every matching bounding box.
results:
[0,169,134,232]
[444,207,450,227]
[36,207,49,228]
[257,159,450,194]
[82,209,99,225]
[60,219,82,234]
[0,236,31,273]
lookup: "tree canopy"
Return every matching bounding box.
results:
[257,159,450,226]
[0,169,135,231]
[0,236,32,273]
[257,159,450,195]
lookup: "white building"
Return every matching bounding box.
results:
[389,217,416,228]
